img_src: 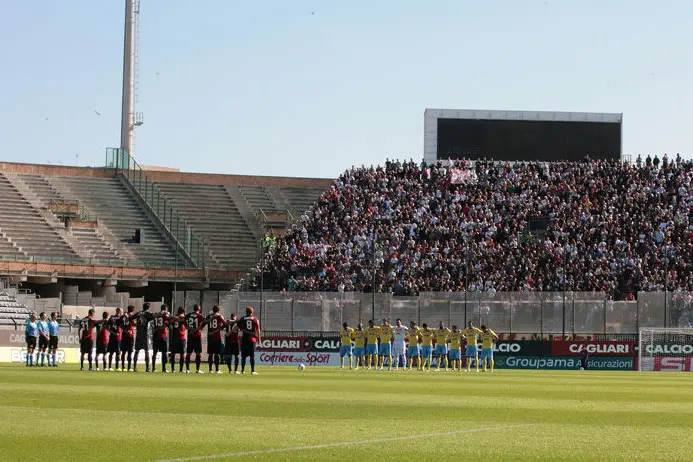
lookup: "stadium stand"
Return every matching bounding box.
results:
[261,157,693,299]
[0,233,23,258]
[0,162,330,278]
[48,176,184,266]
[0,289,31,325]
[236,185,289,230]
[277,186,329,217]
[13,173,123,263]
[0,173,79,260]
[155,182,258,270]
[237,185,281,214]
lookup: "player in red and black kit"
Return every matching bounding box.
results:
[134,303,154,372]
[205,305,226,374]
[224,313,240,374]
[107,307,125,371]
[120,305,137,371]
[185,304,205,374]
[78,308,106,371]
[237,306,261,375]
[96,311,110,370]
[152,305,171,373]
[170,307,188,373]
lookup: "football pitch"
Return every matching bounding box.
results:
[1,364,692,461]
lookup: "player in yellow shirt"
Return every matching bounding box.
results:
[448,325,464,371]
[434,321,451,371]
[419,324,435,371]
[378,319,394,371]
[353,323,366,369]
[339,322,355,369]
[364,320,381,370]
[480,325,499,372]
[462,321,484,372]
[406,321,420,370]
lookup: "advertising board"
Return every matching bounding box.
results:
[0,346,81,364]
[550,341,635,357]
[641,357,693,372]
[0,329,82,347]
[255,336,340,366]
[257,352,341,366]
[495,355,635,371]
[492,340,551,356]
[257,336,340,353]
[641,344,693,355]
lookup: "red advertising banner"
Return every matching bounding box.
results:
[256,337,309,352]
[649,357,693,372]
[256,336,341,352]
[551,341,635,356]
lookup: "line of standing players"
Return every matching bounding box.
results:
[77,303,261,375]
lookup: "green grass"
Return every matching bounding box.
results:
[1,364,692,461]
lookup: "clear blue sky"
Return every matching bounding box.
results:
[1,0,691,179]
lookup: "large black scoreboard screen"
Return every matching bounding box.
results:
[436,118,621,162]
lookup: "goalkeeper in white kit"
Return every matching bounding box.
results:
[392,319,408,370]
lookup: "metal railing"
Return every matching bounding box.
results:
[105,147,209,269]
[172,290,693,336]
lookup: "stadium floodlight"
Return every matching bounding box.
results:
[120,0,142,157]
[638,328,693,372]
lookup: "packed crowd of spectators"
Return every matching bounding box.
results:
[257,154,693,301]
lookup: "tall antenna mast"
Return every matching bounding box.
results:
[119,0,143,158]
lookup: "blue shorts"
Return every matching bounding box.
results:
[354,347,365,357]
[421,346,432,358]
[340,345,352,357]
[465,345,478,357]
[449,349,461,360]
[480,348,493,360]
[379,343,391,355]
[366,344,378,356]
[407,345,420,357]
[435,345,448,356]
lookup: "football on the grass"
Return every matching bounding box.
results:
[298,363,306,371]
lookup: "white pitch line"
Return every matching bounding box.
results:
[154,423,535,462]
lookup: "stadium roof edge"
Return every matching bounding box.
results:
[424,108,623,123]
[0,161,334,186]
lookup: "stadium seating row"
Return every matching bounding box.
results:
[0,290,31,324]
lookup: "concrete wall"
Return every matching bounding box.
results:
[0,161,334,188]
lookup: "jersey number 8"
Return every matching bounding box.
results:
[245,319,253,331]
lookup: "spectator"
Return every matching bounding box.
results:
[258,157,693,301]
